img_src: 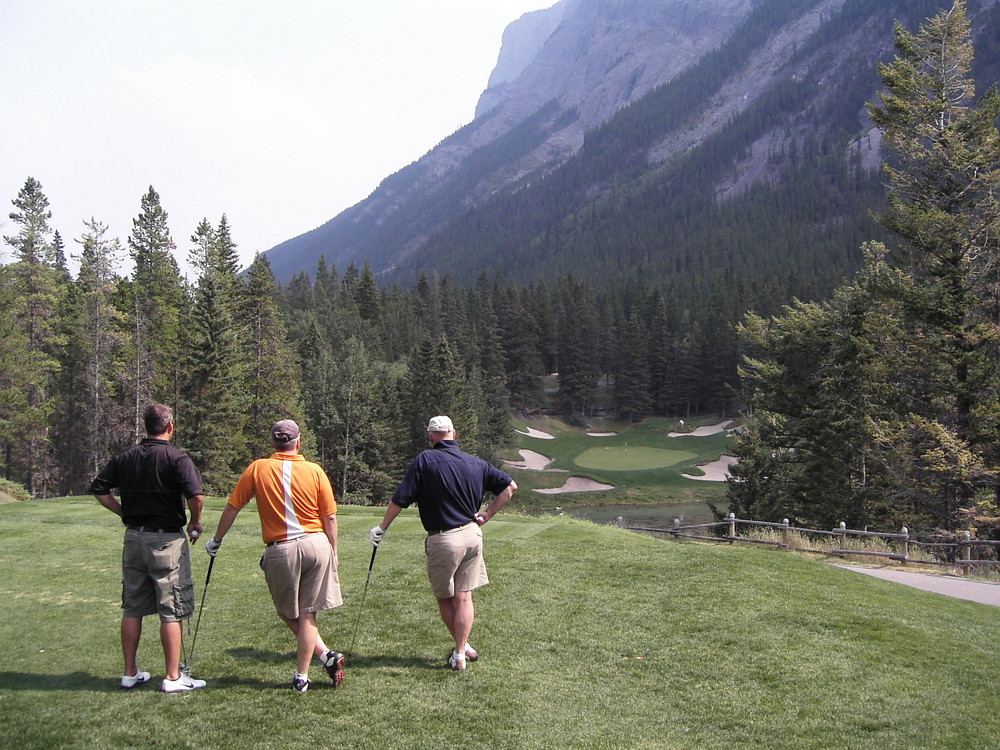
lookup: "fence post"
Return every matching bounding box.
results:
[782,519,789,548]
[673,518,680,537]
[962,531,972,577]
[900,527,908,566]
[728,512,736,541]
[838,521,847,550]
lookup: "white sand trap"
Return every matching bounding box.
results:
[587,432,617,437]
[503,449,565,472]
[515,427,555,439]
[682,455,738,482]
[668,420,733,438]
[536,476,615,494]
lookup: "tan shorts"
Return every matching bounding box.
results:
[261,533,342,620]
[424,522,489,599]
[121,528,194,623]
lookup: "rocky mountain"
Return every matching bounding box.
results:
[264,0,1000,286]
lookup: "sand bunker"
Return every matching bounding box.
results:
[515,427,555,439]
[535,476,615,494]
[668,420,733,438]
[587,432,618,437]
[681,455,738,482]
[503,449,566,472]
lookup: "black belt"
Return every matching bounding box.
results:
[127,524,181,534]
[266,536,306,547]
[427,521,475,536]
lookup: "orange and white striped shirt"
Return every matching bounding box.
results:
[226,452,336,544]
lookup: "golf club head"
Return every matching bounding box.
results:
[180,661,191,677]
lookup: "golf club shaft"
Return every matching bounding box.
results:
[347,546,378,661]
[184,553,215,673]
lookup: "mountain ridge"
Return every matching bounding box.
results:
[264,0,1000,287]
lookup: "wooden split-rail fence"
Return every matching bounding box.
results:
[618,513,1000,577]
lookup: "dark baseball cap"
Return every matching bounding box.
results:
[271,419,300,442]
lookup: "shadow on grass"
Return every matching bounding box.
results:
[342,654,441,670]
[0,671,119,692]
[225,646,437,672]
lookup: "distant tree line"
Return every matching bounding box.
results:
[2,179,765,501]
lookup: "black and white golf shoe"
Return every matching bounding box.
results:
[322,650,345,687]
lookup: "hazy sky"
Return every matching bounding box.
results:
[0,0,556,276]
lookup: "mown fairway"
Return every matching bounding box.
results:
[2,498,1000,749]
[505,416,732,506]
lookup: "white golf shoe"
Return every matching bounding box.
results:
[161,674,207,693]
[120,671,150,690]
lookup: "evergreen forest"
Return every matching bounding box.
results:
[1,179,745,503]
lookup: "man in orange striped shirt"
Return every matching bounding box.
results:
[205,419,345,692]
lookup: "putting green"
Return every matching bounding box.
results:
[574,447,697,471]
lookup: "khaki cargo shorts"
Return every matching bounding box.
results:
[121,528,194,623]
[424,522,489,599]
[261,533,342,620]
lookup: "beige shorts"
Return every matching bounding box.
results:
[261,533,342,619]
[121,528,194,623]
[424,522,489,599]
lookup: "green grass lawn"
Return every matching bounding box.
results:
[506,416,731,507]
[2,497,999,749]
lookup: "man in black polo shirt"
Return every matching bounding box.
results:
[90,404,206,693]
[370,415,516,671]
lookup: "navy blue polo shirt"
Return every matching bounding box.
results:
[89,438,203,531]
[391,440,513,533]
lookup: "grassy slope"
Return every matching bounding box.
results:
[2,498,999,749]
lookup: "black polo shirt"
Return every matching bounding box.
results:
[391,440,513,533]
[89,438,203,531]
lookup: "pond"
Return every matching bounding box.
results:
[526,500,726,528]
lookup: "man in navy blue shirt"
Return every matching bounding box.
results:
[371,415,516,670]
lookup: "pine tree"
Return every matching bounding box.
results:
[180,217,247,492]
[324,336,401,504]
[127,186,185,439]
[240,255,304,458]
[2,177,63,495]
[55,219,128,491]
[616,312,652,422]
[867,0,1000,527]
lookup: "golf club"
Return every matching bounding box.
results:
[346,545,378,664]
[181,551,215,676]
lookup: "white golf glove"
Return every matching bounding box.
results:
[205,537,222,557]
[369,525,386,548]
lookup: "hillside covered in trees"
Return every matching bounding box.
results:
[728,1,1000,540]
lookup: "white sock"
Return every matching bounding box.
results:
[295,672,309,681]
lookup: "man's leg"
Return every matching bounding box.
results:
[437,589,475,656]
[295,612,318,674]
[278,612,331,662]
[161,621,183,681]
[121,616,142,676]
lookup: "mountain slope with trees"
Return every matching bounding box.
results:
[729,0,1000,538]
[265,0,1000,298]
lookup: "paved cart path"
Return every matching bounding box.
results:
[836,564,1000,607]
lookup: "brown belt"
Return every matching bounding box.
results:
[266,536,306,547]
